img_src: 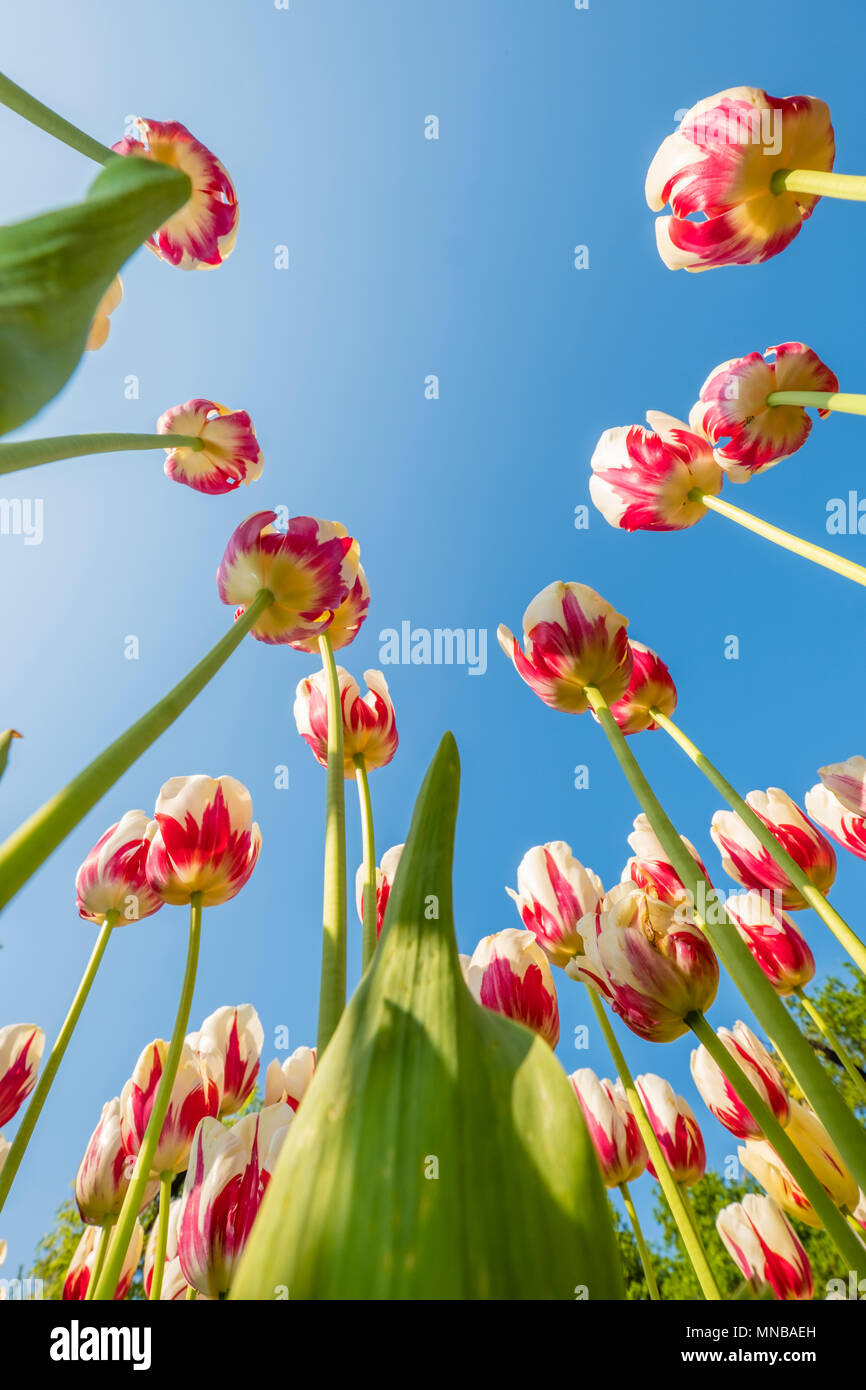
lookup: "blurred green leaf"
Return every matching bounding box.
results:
[233,732,625,1300]
[0,156,190,434]
[0,728,21,781]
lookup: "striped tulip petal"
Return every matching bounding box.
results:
[120,1041,220,1175]
[187,1005,264,1118]
[806,782,866,861]
[0,1023,45,1127]
[467,928,560,1047]
[691,1019,790,1139]
[717,1195,812,1300]
[506,841,603,968]
[636,1073,706,1186]
[158,399,264,494]
[145,775,261,907]
[570,1069,647,1187]
[590,413,723,532]
[711,788,836,908]
[295,667,398,777]
[75,810,163,926]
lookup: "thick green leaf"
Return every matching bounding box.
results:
[0,157,190,434]
[233,732,625,1300]
[0,729,20,782]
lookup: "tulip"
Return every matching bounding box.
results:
[717,1195,813,1301]
[294,667,398,778]
[569,1069,647,1187]
[120,1041,220,1176]
[621,813,709,906]
[76,1098,158,1226]
[85,275,122,351]
[724,892,815,994]
[498,581,632,714]
[75,810,163,926]
[145,775,261,907]
[589,413,723,532]
[354,844,404,941]
[467,928,560,1047]
[711,788,836,909]
[157,399,264,495]
[144,1197,188,1300]
[646,88,835,271]
[0,1024,44,1126]
[218,510,360,647]
[690,343,838,481]
[739,1101,859,1227]
[289,565,370,653]
[567,883,718,1043]
[112,119,238,269]
[805,781,866,862]
[177,1105,291,1297]
[63,1220,143,1301]
[635,1074,706,1187]
[506,841,604,968]
[264,1046,317,1111]
[187,1005,264,1117]
[607,641,677,735]
[815,755,866,816]
[690,1020,790,1139]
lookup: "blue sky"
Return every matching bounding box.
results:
[1,0,865,1275]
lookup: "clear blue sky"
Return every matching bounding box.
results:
[2,0,865,1272]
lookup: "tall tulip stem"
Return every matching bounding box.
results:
[85,1220,113,1300]
[0,588,275,914]
[686,1011,866,1271]
[648,705,866,977]
[584,684,866,1196]
[585,987,721,1300]
[0,433,205,478]
[316,633,347,1055]
[354,755,377,972]
[691,490,866,589]
[0,71,115,164]
[619,1181,660,1300]
[0,910,117,1214]
[93,896,203,1300]
[766,390,866,417]
[794,988,866,1106]
[771,168,866,202]
[149,1173,173,1302]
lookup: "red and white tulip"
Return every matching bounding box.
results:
[120,1041,220,1176]
[75,1097,156,1226]
[607,641,678,735]
[805,780,866,862]
[145,775,261,907]
[63,1220,143,1301]
[690,1020,790,1140]
[355,844,403,941]
[589,413,723,532]
[506,841,604,969]
[711,788,836,909]
[158,399,263,495]
[739,1102,858,1227]
[620,813,709,906]
[635,1073,706,1186]
[814,755,866,816]
[725,892,815,994]
[294,668,398,777]
[264,1046,316,1111]
[717,1194,813,1301]
[467,928,560,1048]
[187,1005,264,1118]
[570,1069,647,1187]
[75,810,163,926]
[498,582,632,714]
[0,1023,45,1127]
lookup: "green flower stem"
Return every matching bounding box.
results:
[692,490,866,589]
[619,1181,660,1300]
[354,754,377,972]
[584,684,866,1196]
[149,1173,173,1302]
[0,433,205,478]
[93,896,203,1300]
[687,1010,865,1271]
[771,168,866,202]
[186,1285,197,1300]
[316,633,347,1055]
[845,1211,866,1241]
[585,987,721,1299]
[0,910,117,1214]
[766,390,866,417]
[649,706,866,978]
[795,988,866,1106]
[0,588,274,914]
[85,1219,113,1300]
[0,72,116,164]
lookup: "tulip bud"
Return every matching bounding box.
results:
[294,668,398,778]
[467,928,560,1047]
[120,1041,220,1176]
[690,1020,790,1140]
[75,810,163,926]
[567,883,718,1043]
[75,1097,157,1225]
[805,781,866,862]
[590,413,723,532]
[158,399,264,494]
[63,1220,143,1301]
[711,788,836,908]
[0,1023,45,1126]
[569,1069,647,1187]
[739,1102,858,1227]
[606,641,678,734]
[506,841,604,968]
[145,775,261,907]
[621,813,709,906]
[725,892,815,994]
[177,1105,291,1297]
[717,1194,813,1301]
[187,1005,264,1117]
[355,844,404,940]
[264,1046,316,1110]
[635,1073,705,1186]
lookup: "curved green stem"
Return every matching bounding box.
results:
[85,1218,113,1300]
[649,707,866,978]
[795,988,866,1107]
[619,1181,660,1300]
[354,755,378,972]
[693,490,866,589]
[766,390,866,417]
[0,589,274,914]
[149,1173,173,1301]
[0,433,204,478]
[0,911,117,1213]
[687,1011,865,1271]
[585,988,721,1299]
[771,168,866,202]
[845,1211,866,1241]
[0,71,115,164]
[93,897,203,1300]
[584,684,866,1196]
[316,633,347,1055]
